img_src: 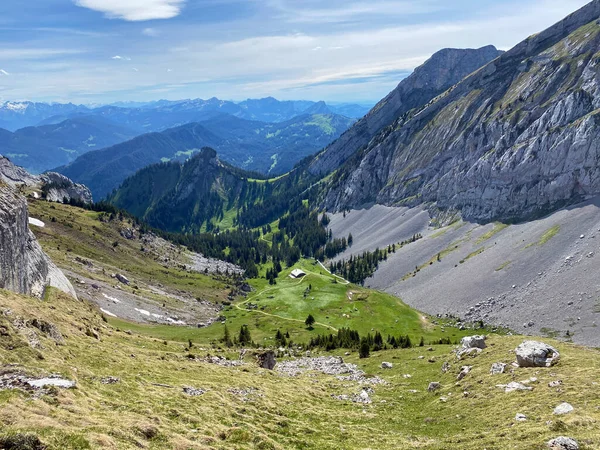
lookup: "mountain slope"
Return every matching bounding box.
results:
[308,45,503,175]
[108,148,248,232]
[322,0,600,224]
[58,113,354,200]
[0,117,136,174]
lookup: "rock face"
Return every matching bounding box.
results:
[322,1,600,223]
[515,341,560,367]
[40,172,93,204]
[0,184,76,298]
[308,46,502,176]
[0,155,92,204]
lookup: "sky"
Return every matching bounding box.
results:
[0,0,592,104]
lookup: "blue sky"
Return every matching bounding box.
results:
[0,0,591,104]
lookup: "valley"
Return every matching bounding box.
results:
[3,1,600,449]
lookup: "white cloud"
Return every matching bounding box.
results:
[142,28,160,37]
[74,0,186,21]
[132,68,139,72]
[0,69,9,76]
[112,55,131,60]
[0,48,82,60]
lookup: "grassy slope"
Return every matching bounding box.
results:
[27,199,233,307]
[11,201,600,448]
[107,259,475,346]
[1,289,600,449]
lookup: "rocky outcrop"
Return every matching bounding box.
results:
[0,156,38,186]
[0,185,76,298]
[515,341,560,367]
[323,1,600,224]
[40,172,93,203]
[0,155,92,203]
[308,46,502,176]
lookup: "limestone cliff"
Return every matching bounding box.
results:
[308,45,502,176]
[0,155,92,203]
[0,183,76,299]
[322,0,600,224]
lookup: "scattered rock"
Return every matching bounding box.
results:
[100,376,120,385]
[333,388,373,404]
[490,362,507,375]
[547,436,579,450]
[228,387,263,402]
[457,366,471,381]
[515,341,560,367]
[515,413,527,422]
[182,386,206,396]
[457,347,483,359]
[441,361,451,373]
[553,402,574,415]
[381,362,393,369]
[428,382,441,392]
[548,380,563,388]
[203,356,244,367]
[498,382,532,393]
[277,356,386,385]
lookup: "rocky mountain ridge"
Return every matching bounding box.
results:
[308,45,503,176]
[322,0,600,224]
[0,156,92,203]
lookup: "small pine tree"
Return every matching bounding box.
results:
[238,325,252,346]
[305,314,316,329]
[223,325,232,347]
[419,336,425,347]
[359,340,370,358]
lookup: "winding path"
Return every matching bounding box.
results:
[234,267,341,332]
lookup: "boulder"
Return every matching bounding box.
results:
[257,351,276,370]
[553,402,574,415]
[461,335,487,349]
[428,382,441,392]
[457,366,471,381]
[381,362,393,369]
[116,274,130,285]
[515,413,527,422]
[515,341,560,367]
[547,437,579,450]
[490,362,507,375]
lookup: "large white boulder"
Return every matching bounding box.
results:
[515,341,560,367]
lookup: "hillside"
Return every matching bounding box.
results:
[58,113,353,200]
[321,1,600,224]
[2,203,600,448]
[0,194,593,449]
[0,117,136,174]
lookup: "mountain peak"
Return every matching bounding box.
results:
[308,45,502,175]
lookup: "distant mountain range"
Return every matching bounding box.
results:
[0,96,372,132]
[56,112,354,200]
[0,116,137,174]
